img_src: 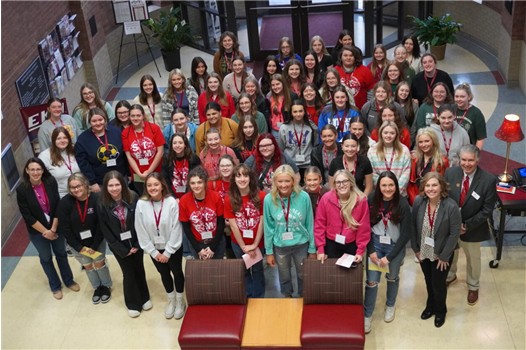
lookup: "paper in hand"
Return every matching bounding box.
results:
[336,253,356,268]
[242,248,263,269]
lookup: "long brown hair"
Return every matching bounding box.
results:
[229,164,261,212]
[232,114,259,150]
[49,127,75,167]
[269,74,292,113]
[73,83,106,130]
[206,72,227,106]
[101,170,132,207]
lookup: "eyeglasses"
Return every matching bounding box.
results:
[259,143,274,149]
[69,184,84,191]
[335,180,351,187]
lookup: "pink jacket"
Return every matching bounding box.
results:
[314,190,371,256]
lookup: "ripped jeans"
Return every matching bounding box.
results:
[71,240,112,290]
[364,234,405,318]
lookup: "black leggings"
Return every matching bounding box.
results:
[150,248,184,293]
[325,239,358,259]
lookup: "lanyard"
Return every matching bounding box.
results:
[334,110,348,133]
[147,103,156,119]
[384,149,395,171]
[64,154,74,174]
[456,106,470,126]
[375,100,385,113]
[323,146,337,170]
[115,203,127,232]
[427,201,438,234]
[76,198,89,225]
[425,71,438,93]
[418,157,433,179]
[33,184,50,214]
[279,195,292,231]
[175,92,184,108]
[440,126,454,156]
[173,159,188,184]
[380,209,391,235]
[233,74,242,94]
[133,129,148,158]
[93,131,108,149]
[343,156,357,176]
[51,118,64,128]
[293,123,304,152]
[151,199,164,234]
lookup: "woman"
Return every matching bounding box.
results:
[349,117,375,156]
[162,133,201,199]
[310,35,333,74]
[16,158,79,300]
[318,85,361,142]
[393,45,415,84]
[135,173,186,319]
[303,51,322,88]
[403,34,421,74]
[260,55,281,97]
[329,133,373,195]
[161,69,199,125]
[57,173,112,304]
[364,171,412,333]
[232,115,259,162]
[199,128,238,180]
[163,108,198,154]
[263,164,315,297]
[197,72,236,124]
[454,82,487,149]
[367,121,411,196]
[283,59,306,96]
[318,68,356,107]
[72,83,115,133]
[411,53,454,105]
[133,75,163,126]
[408,128,449,205]
[98,171,151,318]
[310,124,342,185]
[361,81,405,132]
[275,36,302,70]
[429,104,470,167]
[334,45,374,109]
[187,56,209,95]
[179,166,226,259]
[367,44,387,84]
[195,101,239,155]
[39,127,80,198]
[303,166,330,217]
[370,104,411,149]
[75,108,127,193]
[414,82,454,134]
[208,154,235,202]
[301,83,324,126]
[111,100,132,130]
[331,29,354,65]
[222,57,254,102]
[412,172,460,328]
[242,76,270,123]
[266,73,297,139]
[38,97,78,151]
[231,92,268,134]
[314,169,370,261]
[224,164,266,297]
[213,31,244,80]
[122,104,165,193]
[394,81,418,131]
[382,62,404,93]
[244,133,300,192]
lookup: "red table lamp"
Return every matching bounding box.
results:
[494,114,524,183]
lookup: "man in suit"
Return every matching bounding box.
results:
[444,144,497,305]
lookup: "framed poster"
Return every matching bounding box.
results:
[1,144,21,193]
[15,57,50,107]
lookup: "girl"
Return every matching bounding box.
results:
[17,158,78,300]
[242,76,270,123]
[370,104,411,149]
[38,97,78,151]
[349,116,375,156]
[208,154,235,202]
[414,82,454,133]
[224,164,267,297]
[367,121,411,196]
[162,108,198,153]
[98,171,151,318]
[179,166,226,259]
[303,166,330,217]
[302,51,322,88]
[318,85,360,142]
[314,169,370,261]
[161,69,199,125]
[276,36,302,70]
[133,75,163,126]
[135,173,186,319]
[194,101,239,155]
[403,35,421,74]
[331,29,354,65]
[367,44,387,83]
[231,92,268,134]
[411,53,454,105]
[454,82,487,149]
[382,62,404,93]
[283,59,306,96]
[199,128,238,180]
[39,127,80,198]
[408,128,449,205]
[394,81,418,131]
[197,73,236,124]
[393,45,415,85]
[260,55,281,97]
[310,35,333,74]
[187,57,209,95]
[318,68,356,106]
[213,31,244,79]
[58,173,112,304]
[263,164,315,297]
[361,80,405,132]
[72,83,115,133]
[222,57,254,102]
[231,115,259,162]
[112,100,132,130]
[364,171,412,333]
[267,74,297,139]
[301,83,324,127]
[328,133,373,195]
[310,124,342,185]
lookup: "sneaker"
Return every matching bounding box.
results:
[165,299,176,319]
[128,309,141,318]
[142,300,153,311]
[67,282,80,292]
[92,287,102,304]
[364,316,372,334]
[174,297,187,319]
[53,289,63,300]
[384,306,396,323]
[184,255,195,260]
[100,286,111,303]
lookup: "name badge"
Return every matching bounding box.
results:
[379,235,391,245]
[335,234,346,245]
[243,229,254,239]
[44,213,51,223]
[80,230,92,240]
[120,230,132,241]
[139,158,149,166]
[154,235,165,245]
[106,159,117,167]
[176,186,186,193]
[201,231,213,240]
[295,154,306,162]
[471,191,480,200]
[282,231,293,241]
[424,237,435,247]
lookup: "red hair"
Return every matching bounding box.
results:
[254,133,282,173]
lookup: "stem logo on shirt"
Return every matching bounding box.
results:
[235,201,260,230]
[189,207,217,234]
[341,76,360,98]
[130,137,156,160]
[96,143,120,163]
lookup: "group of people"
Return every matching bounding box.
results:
[20,30,496,333]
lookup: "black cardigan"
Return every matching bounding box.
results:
[162,154,202,196]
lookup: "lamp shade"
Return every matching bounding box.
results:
[494,114,524,142]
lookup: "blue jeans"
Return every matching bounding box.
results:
[71,241,112,290]
[273,242,308,297]
[364,235,405,317]
[29,233,74,292]
[231,241,265,298]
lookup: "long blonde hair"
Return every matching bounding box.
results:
[376,121,403,161]
[270,165,302,204]
[414,127,447,171]
[333,169,365,229]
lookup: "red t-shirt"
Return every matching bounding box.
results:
[170,159,190,199]
[207,179,230,203]
[179,190,223,242]
[306,105,321,126]
[122,122,165,174]
[197,92,236,124]
[223,191,266,246]
[334,65,374,109]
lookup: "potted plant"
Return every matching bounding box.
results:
[143,6,194,71]
[408,13,462,60]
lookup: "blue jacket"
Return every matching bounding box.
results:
[163,122,198,153]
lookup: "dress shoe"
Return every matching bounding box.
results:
[446,275,457,287]
[53,289,63,300]
[420,309,434,320]
[468,290,479,305]
[67,282,80,292]
[434,315,446,328]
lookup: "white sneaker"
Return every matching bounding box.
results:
[174,295,187,319]
[142,300,153,311]
[165,299,175,319]
[128,309,140,318]
[384,306,396,323]
[364,316,372,334]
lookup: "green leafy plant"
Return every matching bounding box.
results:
[409,14,462,50]
[143,6,193,52]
